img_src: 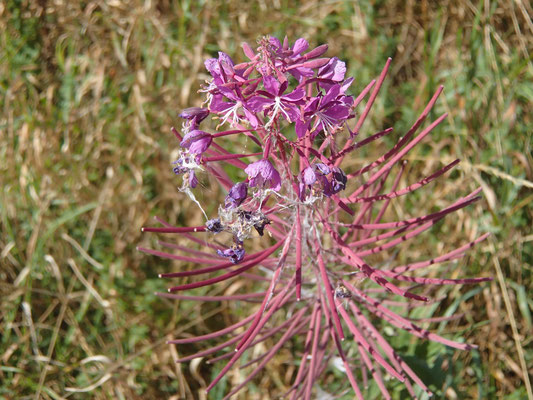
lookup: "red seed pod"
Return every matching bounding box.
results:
[303,43,329,59]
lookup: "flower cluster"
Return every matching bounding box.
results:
[140,36,490,399]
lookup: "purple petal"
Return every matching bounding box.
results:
[262,75,281,97]
[225,182,248,209]
[180,130,211,148]
[245,159,270,179]
[303,167,317,185]
[318,57,346,81]
[315,163,331,175]
[340,94,354,108]
[295,119,310,138]
[218,52,234,69]
[181,130,212,155]
[304,97,320,114]
[179,107,210,123]
[340,77,354,93]
[188,136,212,154]
[269,168,281,191]
[282,103,302,123]
[204,58,219,76]
[209,94,234,112]
[189,170,198,188]
[247,96,274,112]
[323,104,351,121]
[279,80,289,96]
[216,243,245,264]
[281,88,306,102]
[288,67,314,82]
[322,84,341,106]
[242,107,260,128]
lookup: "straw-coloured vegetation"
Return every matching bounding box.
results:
[1,1,531,399]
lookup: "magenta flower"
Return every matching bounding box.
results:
[298,83,353,138]
[248,75,305,127]
[140,35,491,399]
[245,158,282,191]
[204,51,242,85]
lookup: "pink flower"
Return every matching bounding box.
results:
[140,36,491,399]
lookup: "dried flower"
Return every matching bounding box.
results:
[140,35,491,399]
[225,181,248,209]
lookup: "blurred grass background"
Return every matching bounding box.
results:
[1,0,531,399]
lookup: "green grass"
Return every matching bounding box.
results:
[1,0,531,399]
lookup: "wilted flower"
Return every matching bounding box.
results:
[245,158,282,191]
[206,218,224,233]
[225,181,248,209]
[140,35,491,399]
[179,129,213,155]
[217,240,245,264]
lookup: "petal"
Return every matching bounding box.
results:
[340,77,354,93]
[188,136,212,154]
[179,107,210,122]
[318,57,346,81]
[189,170,198,188]
[243,107,260,128]
[245,159,281,191]
[218,52,234,68]
[180,130,211,148]
[225,182,248,208]
[304,97,320,113]
[322,84,341,106]
[303,166,317,185]
[295,119,310,138]
[282,88,306,102]
[247,96,273,112]
[245,159,268,179]
[315,163,331,175]
[331,59,347,81]
[204,58,219,75]
[282,103,301,123]
[324,104,351,121]
[289,67,314,82]
[262,75,281,97]
[269,167,281,191]
[209,95,234,112]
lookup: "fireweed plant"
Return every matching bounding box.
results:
[140,36,491,399]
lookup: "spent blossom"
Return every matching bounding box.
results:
[140,35,491,399]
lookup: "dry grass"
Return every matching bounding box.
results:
[0,0,531,398]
